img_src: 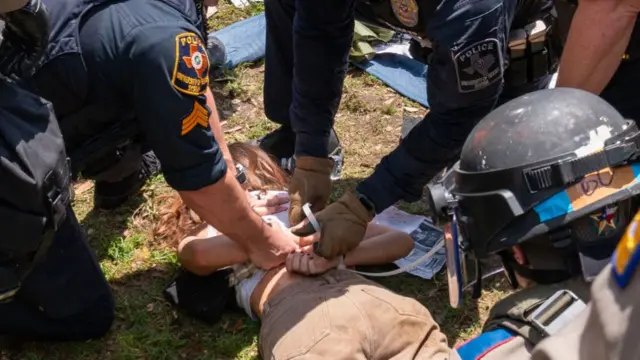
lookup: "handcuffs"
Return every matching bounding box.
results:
[301,203,444,276]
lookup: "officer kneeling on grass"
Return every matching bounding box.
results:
[262,0,572,251]
[0,0,113,342]
[414,87,640,359]
[20,0,303,270]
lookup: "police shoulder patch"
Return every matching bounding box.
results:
[453,39,503,93]
[172,32,210,96]
[612,211,640,288]
[181,101,210,136]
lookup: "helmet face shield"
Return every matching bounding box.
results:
[443,221,463,308]
[444,216,508,308]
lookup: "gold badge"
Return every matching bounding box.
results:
[391,0,419,28]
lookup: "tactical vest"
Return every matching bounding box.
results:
[483,278,590,344]
[456,278,590,359]
[27,0,205,177]
[0,76,70,301]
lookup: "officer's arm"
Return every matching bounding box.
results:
[557,0,640,93]
[288,0,354,157]
[205,88,235,176]
[125,27,275,251]
[357,17,503,211]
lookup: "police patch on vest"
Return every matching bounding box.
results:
[453,39,503,93]
[172,32,210,96]
[391,0,419,27]
[181,101,210,135]
[612,210,640,288]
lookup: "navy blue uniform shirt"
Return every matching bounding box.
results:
[264,0,554,212]
[32,0,226,192]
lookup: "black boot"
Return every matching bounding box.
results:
[255,125,297,160]
[94,151,161,210]
[256,126,344,179]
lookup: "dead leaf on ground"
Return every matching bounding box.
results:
[74,181,94,195]
[225,319,244,333]
[224,126,243,133]
[146,303,154,312]
[404,107,419,113]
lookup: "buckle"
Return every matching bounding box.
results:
[0,284,20,303]
[529,289,587,337]
[0,267,21,303]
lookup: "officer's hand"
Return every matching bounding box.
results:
[288,156,333,225]
[0,0,49,78]
[292,192,373,258]
[247,219,317,270]
[248,191,289,216]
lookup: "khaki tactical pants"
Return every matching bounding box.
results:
[259,270,455,360]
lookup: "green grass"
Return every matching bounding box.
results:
[3,2,512,358]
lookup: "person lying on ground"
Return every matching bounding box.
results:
[156,142,456,360]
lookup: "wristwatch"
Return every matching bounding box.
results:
[235,163,247,185]
[355,190,376,215]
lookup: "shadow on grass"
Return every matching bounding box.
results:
[79,193,146,262]
[13,264,260,360]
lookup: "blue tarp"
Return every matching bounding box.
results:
[210,13,429,107]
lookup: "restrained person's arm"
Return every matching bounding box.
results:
[179,170,289,264]
[557,0,640,93]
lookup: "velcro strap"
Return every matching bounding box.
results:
[524,141,640,192]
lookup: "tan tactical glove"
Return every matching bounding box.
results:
[292,192,374,258]
[288,156,333,225]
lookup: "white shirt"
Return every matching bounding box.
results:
[207,190,290,319]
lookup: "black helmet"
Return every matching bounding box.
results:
[427,88,640,306]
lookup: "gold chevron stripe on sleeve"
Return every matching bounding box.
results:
[181,101,210,135]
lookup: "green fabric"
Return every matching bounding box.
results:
[350,21,395,62]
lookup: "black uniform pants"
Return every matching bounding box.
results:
[0,207,114,341]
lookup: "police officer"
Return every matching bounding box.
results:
[530,212,640,360]
[423,87,640,359]
[22,0,304,270]
[0,0,113,341]
[556,0,640,121]
[264,0,567,257]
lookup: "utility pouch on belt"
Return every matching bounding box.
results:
[0,76,70,302]
[506,18,556,87]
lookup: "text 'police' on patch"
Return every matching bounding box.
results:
[172,32,210,96]
[453,38,503,93]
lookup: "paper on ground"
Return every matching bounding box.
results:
[373,206,446,279]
